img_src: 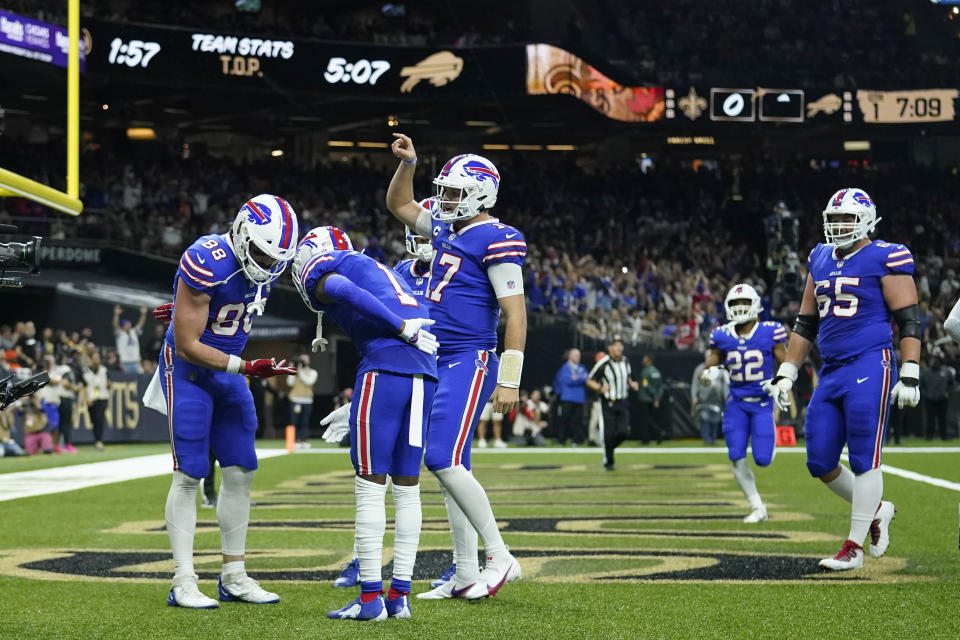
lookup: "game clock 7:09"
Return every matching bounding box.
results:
[856,89,959,123]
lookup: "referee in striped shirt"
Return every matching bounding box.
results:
[586,336,639,471]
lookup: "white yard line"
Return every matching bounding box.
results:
[0,449,287,502]
[298,446,960,454]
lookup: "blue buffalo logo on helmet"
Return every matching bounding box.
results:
[830,189,848,208]
[244,200,273,225]
[462,159,500,187]
[852,191,873,207]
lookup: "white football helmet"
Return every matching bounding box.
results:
[724,283,762,324]
[231,194,299,285]
[822,188,880,249]
[291,226,353,311]
[432,154,499,222]
[406,197,436,262]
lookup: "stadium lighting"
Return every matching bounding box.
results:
[101,104,109,111]
[843,140,870,151]
[512,144,543,151]
[465,120,497,127]
[270,149,284,157]
[328,140,355,147]
[357,142,389,148]
[126,127,156,140]
[481,144,510,150]
[546,145,577,151]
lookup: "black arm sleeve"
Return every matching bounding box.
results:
[892,304,922,340]
[792,313,819,342]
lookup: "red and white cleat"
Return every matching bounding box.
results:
[819,540,864,571]
[462,553,522,600]
[869,501,896,558]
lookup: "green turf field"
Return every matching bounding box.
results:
[1,442,959,639]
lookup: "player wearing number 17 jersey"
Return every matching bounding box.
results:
[701,284,786,523]
[154,194,299,609]
[386,133,525,601]
[771,188,921,571]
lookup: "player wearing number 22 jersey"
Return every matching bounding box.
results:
[156,194,299,609]
[386,137,525,602]
[703,283,786,524]
[771,188,921,572]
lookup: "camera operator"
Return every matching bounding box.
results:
[286,354,317,448]
[83,351,110,451]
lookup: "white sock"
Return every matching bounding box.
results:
[217,466,254,558]
[355,476,388,585]
[732,458,763,510]
[824,465,855,503]
[390,483,421,583]
[849,468,883,545]
[165,471,200,579]
[439,479,479,584]
[222,560,244,576]
[435,465,507,562]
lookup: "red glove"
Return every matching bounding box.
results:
[244,358,296,379]
[153,303,173,327]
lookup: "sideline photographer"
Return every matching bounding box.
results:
[287,353,318,448]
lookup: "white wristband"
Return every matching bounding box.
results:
[775,362,798,382]
[226,355,243,375]
[901,361,920,380]
[497,349,524,388]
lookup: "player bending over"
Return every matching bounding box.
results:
[771,188,920,570]
[701,284,786,523]
[292,226,439,621]
[153,194,299,608]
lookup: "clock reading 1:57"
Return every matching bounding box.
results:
[107,38,162,68]
[857,89,959,123]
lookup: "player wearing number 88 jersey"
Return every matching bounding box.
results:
[702,283,787,524]
[153,194,298,610]
[771,188,921,571]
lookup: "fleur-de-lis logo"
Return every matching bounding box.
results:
[678,87,707,120]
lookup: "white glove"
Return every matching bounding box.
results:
[890,361,920,409]
[770,362,798,411]
[700,366,724,387]
[320,403,351,444]
[761,379,777,398]
[399,318,439,355]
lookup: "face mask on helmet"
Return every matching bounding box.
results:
[232,194,299,286]
[432,154,500,223]
[822,188,880,249]
[291,226,353,311]
[405,226,433,262]
[724,284,762,324]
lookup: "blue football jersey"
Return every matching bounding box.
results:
[709,320,787,400]
[424,218,526,352]
[165,234,263,357]
[394,258,431,301]
[807,240,914,363]
[302,250,437,379]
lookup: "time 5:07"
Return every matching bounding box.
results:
[323,57,391,85]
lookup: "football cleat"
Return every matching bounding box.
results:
[869,501,896,558]
[464,552,522,600]
[818,540,864,571]
[743,505,768,523]
[416,580,462,600]
[332,558,360,588]
[385,593,412,619]
[167,574,218,609]
[327,595,387,621]
[430,563,456,588]
[218,573,280,604]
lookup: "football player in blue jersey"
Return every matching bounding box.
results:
[386,133,525,600]
[393,200,436,299]
[771,188,920,571]
[290,225,439,621]
[154,194,299,608]
[701,283,787,523]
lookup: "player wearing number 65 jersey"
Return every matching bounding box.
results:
[770,188,921,571]
[386,133,525,601]
[701,284,786,524]
[150,194,299,609]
